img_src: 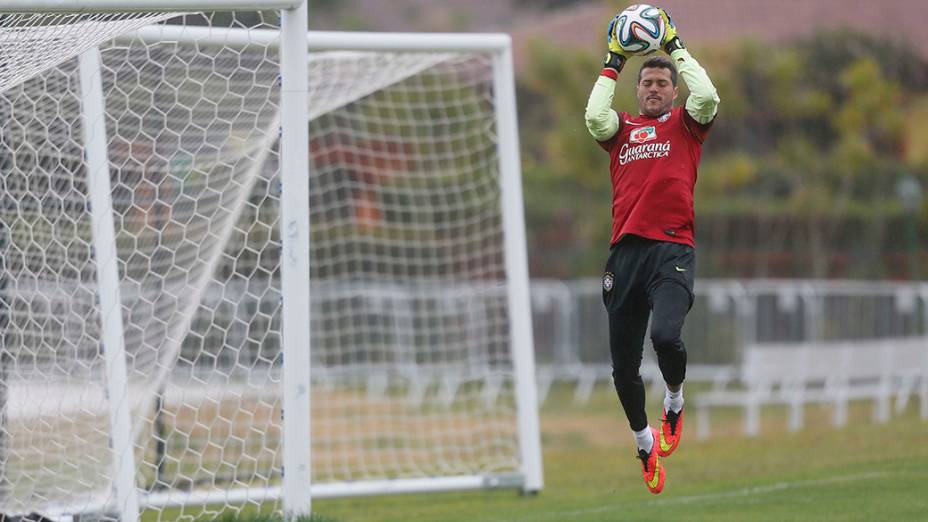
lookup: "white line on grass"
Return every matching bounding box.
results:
[649,470,889,507]
[511,471,891,522]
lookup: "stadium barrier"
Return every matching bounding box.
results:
[530,279,928,411]
[151,278,927,411]
[695,336,928,438]
[27,276,916,441]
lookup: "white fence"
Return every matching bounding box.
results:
[139,278,927,443]
[146,277,928,408]
[695,336,928,438]
[17,277,919,457]
[531,279,928,404]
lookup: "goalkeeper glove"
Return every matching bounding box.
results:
[604,14,629,73]
[657,7,686,54]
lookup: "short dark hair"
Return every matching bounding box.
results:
[637,56,677,86]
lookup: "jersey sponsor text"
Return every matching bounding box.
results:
[618,140,671,165]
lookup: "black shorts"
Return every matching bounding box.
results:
[601,235,695,314]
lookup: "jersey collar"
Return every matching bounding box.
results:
[636,109,672,122]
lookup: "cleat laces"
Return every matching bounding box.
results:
[637,449,651,472]
[662,409,680,436]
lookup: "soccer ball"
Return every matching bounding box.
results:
[613,4,666,55]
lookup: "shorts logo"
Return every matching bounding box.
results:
[629,126,657,144]
[602,272,614,292]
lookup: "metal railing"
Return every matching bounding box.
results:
[531,279,928,403]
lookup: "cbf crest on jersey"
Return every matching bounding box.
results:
[630,126,657,144]
[602,272,614,292]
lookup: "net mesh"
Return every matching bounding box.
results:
[0,12,172,93]
[0,11,522,520]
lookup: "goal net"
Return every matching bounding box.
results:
[0,6,540,520]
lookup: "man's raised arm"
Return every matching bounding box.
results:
[584,15,631,141]
[658,7,719,124]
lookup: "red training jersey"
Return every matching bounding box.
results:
[597,106,712,247]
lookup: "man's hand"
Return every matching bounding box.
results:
[657,7,686,54]
[604,14,629,73]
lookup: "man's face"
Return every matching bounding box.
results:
[637,67,678,118]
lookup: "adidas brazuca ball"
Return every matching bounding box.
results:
[614,4,666,55]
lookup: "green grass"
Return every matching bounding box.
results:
[200,515,336,522]
[312,384,928,522]
[148,384,928,521]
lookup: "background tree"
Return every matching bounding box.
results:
[520,30,928,280]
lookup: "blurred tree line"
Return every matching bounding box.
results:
[520,29,928,280]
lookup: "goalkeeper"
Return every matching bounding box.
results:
[584,7,719,495]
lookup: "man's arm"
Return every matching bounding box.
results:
[585,73,620,141]
[658,8,719,125]
[585,16,631,142]
[673,48,719,125]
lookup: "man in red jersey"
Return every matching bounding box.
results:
[584,7,719,495]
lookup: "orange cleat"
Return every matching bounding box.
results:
[657,407,684,457]
[637,426,665,494]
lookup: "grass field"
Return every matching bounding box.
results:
[304,384,928,522]
[148,383,928,521]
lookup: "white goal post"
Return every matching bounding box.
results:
[0,2,542,521]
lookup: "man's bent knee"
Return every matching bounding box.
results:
[650,321,683,351]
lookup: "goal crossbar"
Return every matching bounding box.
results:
[0,1,302,12]
[121,25,512,52]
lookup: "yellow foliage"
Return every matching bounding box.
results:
[905,95,928,166]
[699,153,758,194]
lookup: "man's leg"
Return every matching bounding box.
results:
[649,281,691,457]
[607,307,650,432]
[649,281,689,388]
[608,306,665,494]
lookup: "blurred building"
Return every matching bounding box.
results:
[308,1,928,71]
[510,0,928,70]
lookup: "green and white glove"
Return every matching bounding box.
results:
[657,7,686,54]
[604,14,630,73]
